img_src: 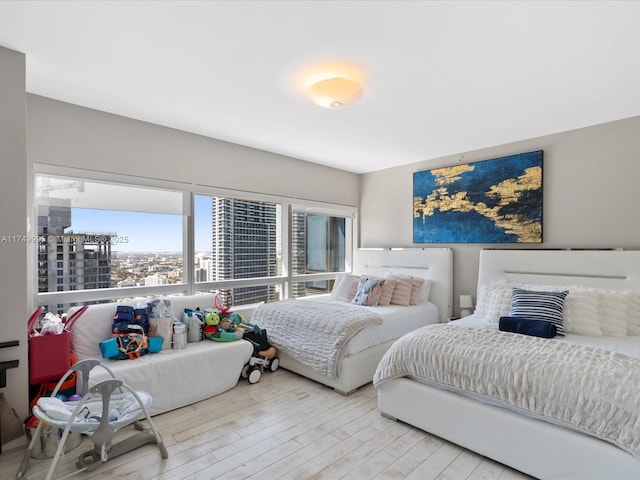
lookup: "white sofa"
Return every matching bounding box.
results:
[68,294,253,416]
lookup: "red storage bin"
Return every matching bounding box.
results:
[27,306,87,385]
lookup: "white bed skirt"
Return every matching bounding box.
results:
[279,340,396,395]
[377,377,640,480]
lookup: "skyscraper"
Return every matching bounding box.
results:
[212,198,279,306]
[37,205,112,310]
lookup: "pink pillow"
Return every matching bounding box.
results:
[388,275,411,306]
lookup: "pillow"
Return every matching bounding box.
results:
[409,277,426,305]
[562,287,602,337]
[473,283,491,320]
[484,284,514,323]
[420,279,432,303]
[513,283,602,337]
[387,275,412,306]
[598,290,628,336]
[331,273,346,293]
[626,290,640,336]
[473,280,513,323]
[511,288,568,335]
[352,276,385,306]
[386,274,430,305]
[330,274,360,303]
[377,278,397,306]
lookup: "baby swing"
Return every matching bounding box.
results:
[16,359,168,480]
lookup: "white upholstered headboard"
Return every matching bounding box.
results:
[478,249,640,294]
[352,248,453,322]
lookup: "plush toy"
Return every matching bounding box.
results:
[203,309,243,341]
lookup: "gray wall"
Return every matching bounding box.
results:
[27,95,360,206]
[359,115,640,316]
[0,47,29,421]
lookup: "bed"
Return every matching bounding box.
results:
[374,248,640,480]
[250,247,453,394]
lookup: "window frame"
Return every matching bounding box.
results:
[31,164,355,308]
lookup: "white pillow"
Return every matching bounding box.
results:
[474,283,491,320]
[330,274,360,303]
[69,303,120,360]
[420,279,433,303]
[562,287,602,337]
[476,280,513,323]
[626,290,640,336]
[598,290,628,336]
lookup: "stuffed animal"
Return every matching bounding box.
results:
[203,310,243,341]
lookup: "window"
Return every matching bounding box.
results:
[33,167,355,312]
[290,212,346,298]
[194,194,282,306]
[35,172,185,312]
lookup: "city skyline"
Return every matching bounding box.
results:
[69,195,214,253]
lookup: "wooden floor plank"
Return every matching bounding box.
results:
[372,436,445,480]
[2,369,534,480]
[404,442,464,480]
[467,457,508,480]
[437,449,485,479]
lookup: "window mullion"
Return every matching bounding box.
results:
[185,192,194,295]
[282,203,292,300]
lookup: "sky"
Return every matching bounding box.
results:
[69,195,213,253]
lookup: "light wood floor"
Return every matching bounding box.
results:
[2,369,535,480]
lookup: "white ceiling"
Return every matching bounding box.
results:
[1,1,639,174]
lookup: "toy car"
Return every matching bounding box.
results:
[240,329,279,384]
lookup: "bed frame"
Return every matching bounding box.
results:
[277,247,453,395]
[377,248,640,480]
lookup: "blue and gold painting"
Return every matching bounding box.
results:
[413,150,543,243]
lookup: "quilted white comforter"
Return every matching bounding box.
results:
[373,324,640,459]
[251,299,383,379]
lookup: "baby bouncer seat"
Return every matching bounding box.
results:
[17,359,168,480]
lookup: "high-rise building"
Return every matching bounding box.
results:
[291,212,307,298]
[212,198,279,306]
[37,205,113,311]
[291,212,346,297]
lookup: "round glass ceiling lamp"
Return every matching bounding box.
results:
[307,77,363,109]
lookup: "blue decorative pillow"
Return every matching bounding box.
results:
[352,277,385,306]
[511,288,568,335]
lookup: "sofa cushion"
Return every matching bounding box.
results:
[70,302,122,361]
[88,339,253,415]
[69,293,218,362]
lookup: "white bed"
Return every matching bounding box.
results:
[253,247,453,394]
[375,248,640,480]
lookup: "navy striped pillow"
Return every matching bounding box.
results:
[511,288,568,335]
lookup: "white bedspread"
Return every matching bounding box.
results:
[374,323,640,459]
[251,299,383,378]
[297,297,440,355]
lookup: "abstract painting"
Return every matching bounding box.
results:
[413,150,543,243]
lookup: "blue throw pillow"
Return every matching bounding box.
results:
[511,288,568,335]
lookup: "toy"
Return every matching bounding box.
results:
[203,293,245,341]
[202,307,245,341]
[240,327,279,384]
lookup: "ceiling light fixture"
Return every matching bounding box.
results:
[307,76,363,109]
